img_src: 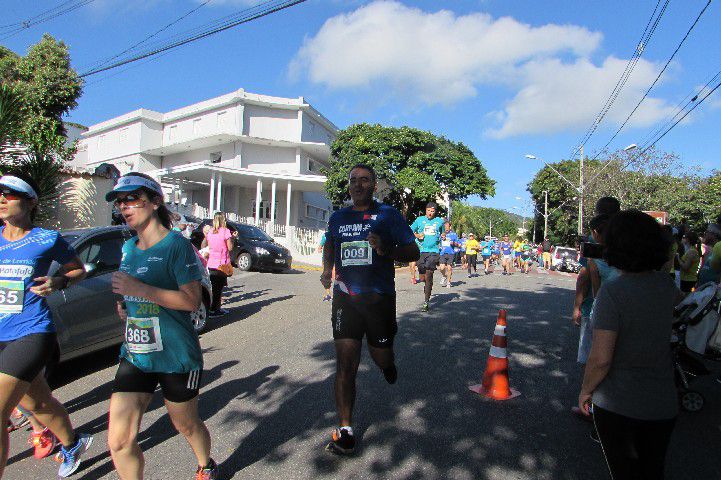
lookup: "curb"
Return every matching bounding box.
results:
[292,263,323,272]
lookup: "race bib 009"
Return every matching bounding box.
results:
[341,241,373,266]
[125,316,163,354]
[0,280,24,314]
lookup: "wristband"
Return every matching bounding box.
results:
[56,275,70,290]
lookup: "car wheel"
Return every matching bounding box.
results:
[680,390,704,412]
[236,252,252,271]
[192,296,209,333]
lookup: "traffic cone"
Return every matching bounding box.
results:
[469,309,521,400]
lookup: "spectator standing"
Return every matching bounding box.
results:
[678,231,701,293]
[579,210,680,480]
[203,212,234,317]
[542,237,553,269]
[697,223,721,287]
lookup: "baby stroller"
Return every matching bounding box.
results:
[672,282,721,412]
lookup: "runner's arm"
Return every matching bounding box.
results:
[588,259,601,297]
[321,241,334,289]
[112,273,201,311]
[31,257,86,296]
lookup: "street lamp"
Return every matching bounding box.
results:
[527,144,636,236]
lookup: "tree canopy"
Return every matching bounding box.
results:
[450,201,521,239]
[527,148,721,245]
[325,123,495,219]
[0,34,83,159]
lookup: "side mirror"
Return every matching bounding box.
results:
[84,263,97,275]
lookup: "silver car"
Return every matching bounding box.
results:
[47,226,212,363]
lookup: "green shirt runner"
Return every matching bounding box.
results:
[119,231,204,373]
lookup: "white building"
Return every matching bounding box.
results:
[73,88,337,238]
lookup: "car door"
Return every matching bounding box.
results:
[55,231,126,354]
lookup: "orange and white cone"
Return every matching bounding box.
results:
[469,309,521,400]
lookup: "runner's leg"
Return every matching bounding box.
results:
[108,392,153,479]
[368,346,394,371]
[0,373,31,477]
[424,269,433,302]
[18,374,74,447]
[165,397,211,467]
[334,339,362,426]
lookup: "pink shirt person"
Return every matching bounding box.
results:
[205,227,232,269]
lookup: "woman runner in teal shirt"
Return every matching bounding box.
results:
[106,173,219,480]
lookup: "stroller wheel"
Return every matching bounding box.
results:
[680,390,704,412]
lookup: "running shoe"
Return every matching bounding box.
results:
[382,364,398,384]
[208,310,226,318]
[421,302,429,312]
[411,277,417,285]
[195,458,220,479]
[446,282,451,289]
[55,433,93,478]
[322,294,332,302]
[7,408,29,432]
[30,428,57,459]
[325,428,355,455]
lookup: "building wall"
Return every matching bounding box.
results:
[300,111,335,145]
[243,105,299,142]
[162,143,238,170]
[163,105,239,146]
[86,121,143,163]
[242,143,297,174]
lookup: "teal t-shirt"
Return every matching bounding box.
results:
[410,216,445,253]
[119,231,204,373]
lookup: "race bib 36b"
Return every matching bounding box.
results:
[125,316,163,354]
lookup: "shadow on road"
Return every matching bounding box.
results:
[210,281,721,479]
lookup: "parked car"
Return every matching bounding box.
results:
[550,246,579,271]
[190,220,292,272]
[47,226,212,363]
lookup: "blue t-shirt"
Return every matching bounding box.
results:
[0,227,76,341]
[410,216,446,253]
[326,202,415,295]
[119,231,204,373]
[440,232,458,255]
[500,241,513,255]
[480,240,494,256]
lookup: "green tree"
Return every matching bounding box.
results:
[527,148,707,244]
[0,84,24,156]
[325,123,495,219]
[0,34,83,159]
[450,201,519,239]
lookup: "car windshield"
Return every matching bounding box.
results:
[234,224,272,241]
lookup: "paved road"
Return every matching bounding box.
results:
[5,266,721,479]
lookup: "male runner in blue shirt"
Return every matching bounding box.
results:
[321,164,419,455]
[410,203,446,312]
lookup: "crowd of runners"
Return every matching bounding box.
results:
[1,163,712,480]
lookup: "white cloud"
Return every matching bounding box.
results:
[291,1,675,138]
[485,56,677,138]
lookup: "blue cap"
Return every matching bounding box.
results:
[106,175,163,201]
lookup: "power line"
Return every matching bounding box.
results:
[589,0,712,161]
[80,0,308,78]
[583,66,721,191]
[0,0,78,29]
[567,0,669,160]
[0,0,97,40]
[82,0,214,73]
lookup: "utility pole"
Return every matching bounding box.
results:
[577,144,584,236]
[489,218,492,238]
[543,190,548,239]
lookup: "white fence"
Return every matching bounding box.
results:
[170,205,311,251]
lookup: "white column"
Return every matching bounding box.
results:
[255,179,262,226]
[286,181,292,229]
[216,173,223,211]
[208,172,216,215]
[270,180,277,226]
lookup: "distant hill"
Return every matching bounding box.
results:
[505,211,525,227]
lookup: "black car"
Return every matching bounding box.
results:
[190,220,292,272]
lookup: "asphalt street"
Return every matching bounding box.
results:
[5,265,721,479]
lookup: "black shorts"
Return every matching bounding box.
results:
[113,358,202,403]
[417,252,440,273]
[0,333,58,383]
[331,292,397,348]
[440,253,454,265]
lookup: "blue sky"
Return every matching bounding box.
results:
[3,0,720,215]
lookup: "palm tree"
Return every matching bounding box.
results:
[0,83,24,159]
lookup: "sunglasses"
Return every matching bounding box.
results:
[113,193,146,208]
[0,189,28,201]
